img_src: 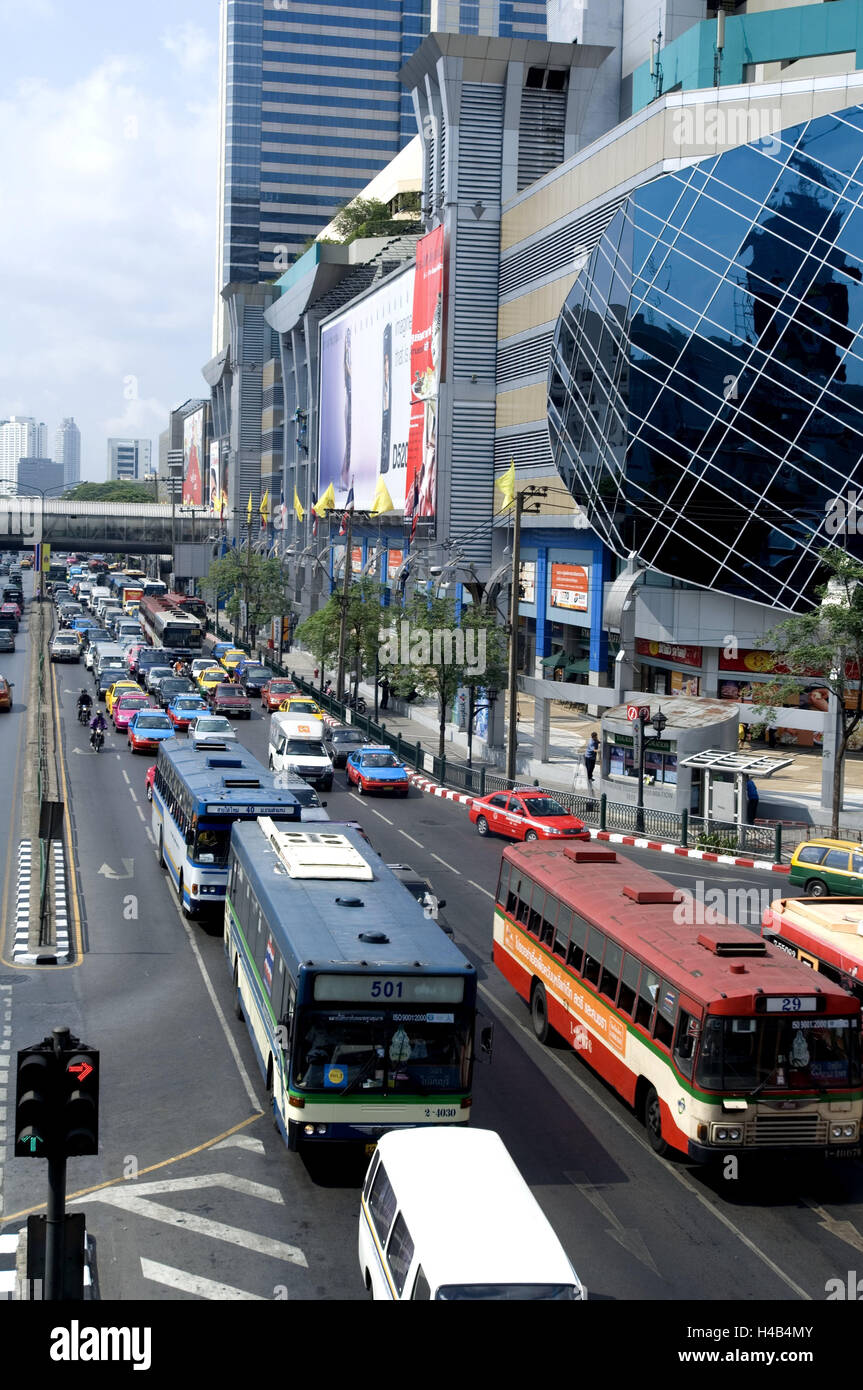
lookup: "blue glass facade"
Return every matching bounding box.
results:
[548,106,863,612]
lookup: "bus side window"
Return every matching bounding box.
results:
[653,981,677,1050]
[599,939,622,1003]
[583,927,605,987]
[528,889,545,939]
[506,871,520,916]
[497,862,510,910]
[635,968,660,1031]
[541,896,558,949]
[411,1265,431,1301]
[567,914,586,972]
[554,907,571,959]
[516,882,531,927]
[386,1212,415,1298]
[617,954,641,1018]
[673,1010,699,1079]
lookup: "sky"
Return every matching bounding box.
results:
[0,0,220,481]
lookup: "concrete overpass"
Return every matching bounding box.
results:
[0,499,215,554]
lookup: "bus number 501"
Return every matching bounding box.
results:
[371,980,403,999]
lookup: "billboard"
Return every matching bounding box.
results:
[405,226,445,531]
[183,407,205,505]
[549,563,589,612]
[318,267,414,510]
[208,440,220,515]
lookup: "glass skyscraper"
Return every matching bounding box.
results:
[548,105,863,613]
[213,0,546,348]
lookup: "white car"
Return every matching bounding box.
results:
[50,634,81,663]
[188,714,238,746]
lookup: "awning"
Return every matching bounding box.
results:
[541,649,565,669]
[678,749,796,777]
[564,658,589,677]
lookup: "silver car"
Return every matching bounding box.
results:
[188,714,238,746]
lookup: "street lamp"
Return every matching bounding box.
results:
[635,705,668,833]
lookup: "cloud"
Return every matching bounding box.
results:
[161,22,217,74]
[0,47,218,477]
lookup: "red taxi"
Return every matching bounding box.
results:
[468,790,590,842]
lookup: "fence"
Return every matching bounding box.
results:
[213,624,785,863]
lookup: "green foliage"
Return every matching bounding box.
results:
[331,197,416,243]
[64,481,157,503]
[296,578,387,684]
[756,546,863,834]
[204,550,289,639]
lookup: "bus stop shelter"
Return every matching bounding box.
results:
[678,750,796,827]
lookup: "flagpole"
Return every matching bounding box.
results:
[505,489,525,784]
[336,509,352,701]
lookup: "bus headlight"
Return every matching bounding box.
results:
[711,1124,742,1144]
[831,1123,859,1140]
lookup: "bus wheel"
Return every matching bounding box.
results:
[644,1086,669,1156]
[178,874,192,918]
[530,981,550,1044]
[232,961,244,1021]
[804,879,828,898]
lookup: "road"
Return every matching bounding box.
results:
[2,613,863,1305]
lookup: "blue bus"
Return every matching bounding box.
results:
[151,741,301,917]
[226,819,479,1151]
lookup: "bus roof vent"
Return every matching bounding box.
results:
[623,885,684,904]
[206,757,243,769]
[563,847,617,864]
[697,932,768,957]
[358,931,388,944]
[258,818,374,880]
[223,777,262,788]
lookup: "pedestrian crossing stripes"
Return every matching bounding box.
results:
[0,1233,17,1297]
[52,839,71,961]
[11,840,33,962]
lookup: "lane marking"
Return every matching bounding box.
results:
[140,1259,264,1300]
[476,982,811,1300]
[802,1198,863,1256]
[565,1170,662,1280]
[213,1135,266,1155]
[85,1191,307,1265]
[467,880,494,898]
[121,769,130,785]
[398,830,424,848]
[431,853,461,875]
[113,1173,283,1204]
[128,789,138,804]
[136,806,146,823]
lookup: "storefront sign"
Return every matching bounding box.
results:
[670,670,700,695]
[519,561,536,605]
[550,563,588,612]
[636,639,702,668]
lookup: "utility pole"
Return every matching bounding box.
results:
[505,491,525,784]
[336,510,352,700]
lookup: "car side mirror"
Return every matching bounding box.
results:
[321,802,328,808]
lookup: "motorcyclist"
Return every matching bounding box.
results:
[77,688,92,719]
[89,710,107,747]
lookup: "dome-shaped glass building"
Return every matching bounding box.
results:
[548,106,863,611]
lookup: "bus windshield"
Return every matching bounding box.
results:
[694,1015,861,1092]
[292,1009,472,1095]
[192,824,232,865]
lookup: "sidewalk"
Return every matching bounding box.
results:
[281,646,863,831]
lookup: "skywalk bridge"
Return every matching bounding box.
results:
[0,499,213,554]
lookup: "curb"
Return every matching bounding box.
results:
[405,774,792,874]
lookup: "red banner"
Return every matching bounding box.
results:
[405,225,444,528]
[636,638,702,668]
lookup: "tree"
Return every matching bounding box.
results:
[331,197,417,243]
[296,579,387,691]
[755,547,863,836]
[379,593,508,758]
[204,551,289,649]
[295,600,340,680]
[63,481,156,503]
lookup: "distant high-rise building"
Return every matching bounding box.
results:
[17,458,65,497]
[54,417,81,490]
[212,0,547,351]
[107,438,151,482]
[0,416,48,493]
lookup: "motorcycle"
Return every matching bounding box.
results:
[345,692,367,715]
[90,727,105,752]
[77,703,92,725]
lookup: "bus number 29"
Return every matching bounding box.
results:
[371,980,403,998]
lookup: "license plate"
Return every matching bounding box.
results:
[828,1145,862,1161]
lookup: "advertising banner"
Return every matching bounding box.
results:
[518,560,536,604]
[405,225,445,529]
[208,441,221,515]
[387,547,404,579]
[636,638,703,668]
[183,407,205,506]
[318,268,413,510]
[549,563,589,612]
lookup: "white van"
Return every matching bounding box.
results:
[268,711,332,791]
[358,1128,586,1301]
[89,585,111,615]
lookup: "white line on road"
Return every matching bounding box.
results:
[477,982,811,1301]
[213,1135,266,1155]
[399,830,424,848]
[86,1190,307,1264]
[114,1173,284,1204]
[347,792,392,824]
[431,853,461,875]
[144,827,154,845]
[128,789,138,804]
[136,806,146,823]
[140,1258,265,1300]
[121,770,130,785]
[467,880,494,898]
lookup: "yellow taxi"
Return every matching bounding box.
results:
[20,556,32,569]
[105,680,143,716]
[277,694,324,718]
[197,667,226,695]
[219,648,246,673]
[789,838,863,897]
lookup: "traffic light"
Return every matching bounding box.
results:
[15,1045,58,1158]
[59,1047,99,1157]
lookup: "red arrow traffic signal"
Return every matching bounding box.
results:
[68,1061,93,1083]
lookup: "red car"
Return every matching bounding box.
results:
[112,692,152,731]
[260,677,298,711]
[468,790,590,842]
[210,683,251,718]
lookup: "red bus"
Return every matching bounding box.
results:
[493,844,862,1161]
[138,594,203,652]
[763,895,863,1004]
[163,591,207,624]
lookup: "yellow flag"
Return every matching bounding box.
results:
[213,491,222,518]
[246,492,253,524]
[496,460,515,513]
[259,489,270,523]
[370,477,395,516]
[315,481,336,517]
[293,487,304,521]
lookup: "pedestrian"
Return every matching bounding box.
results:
[380,675,390,710]
[583,730,599,784]
[746,777,759,823]
[767,724,777,749]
